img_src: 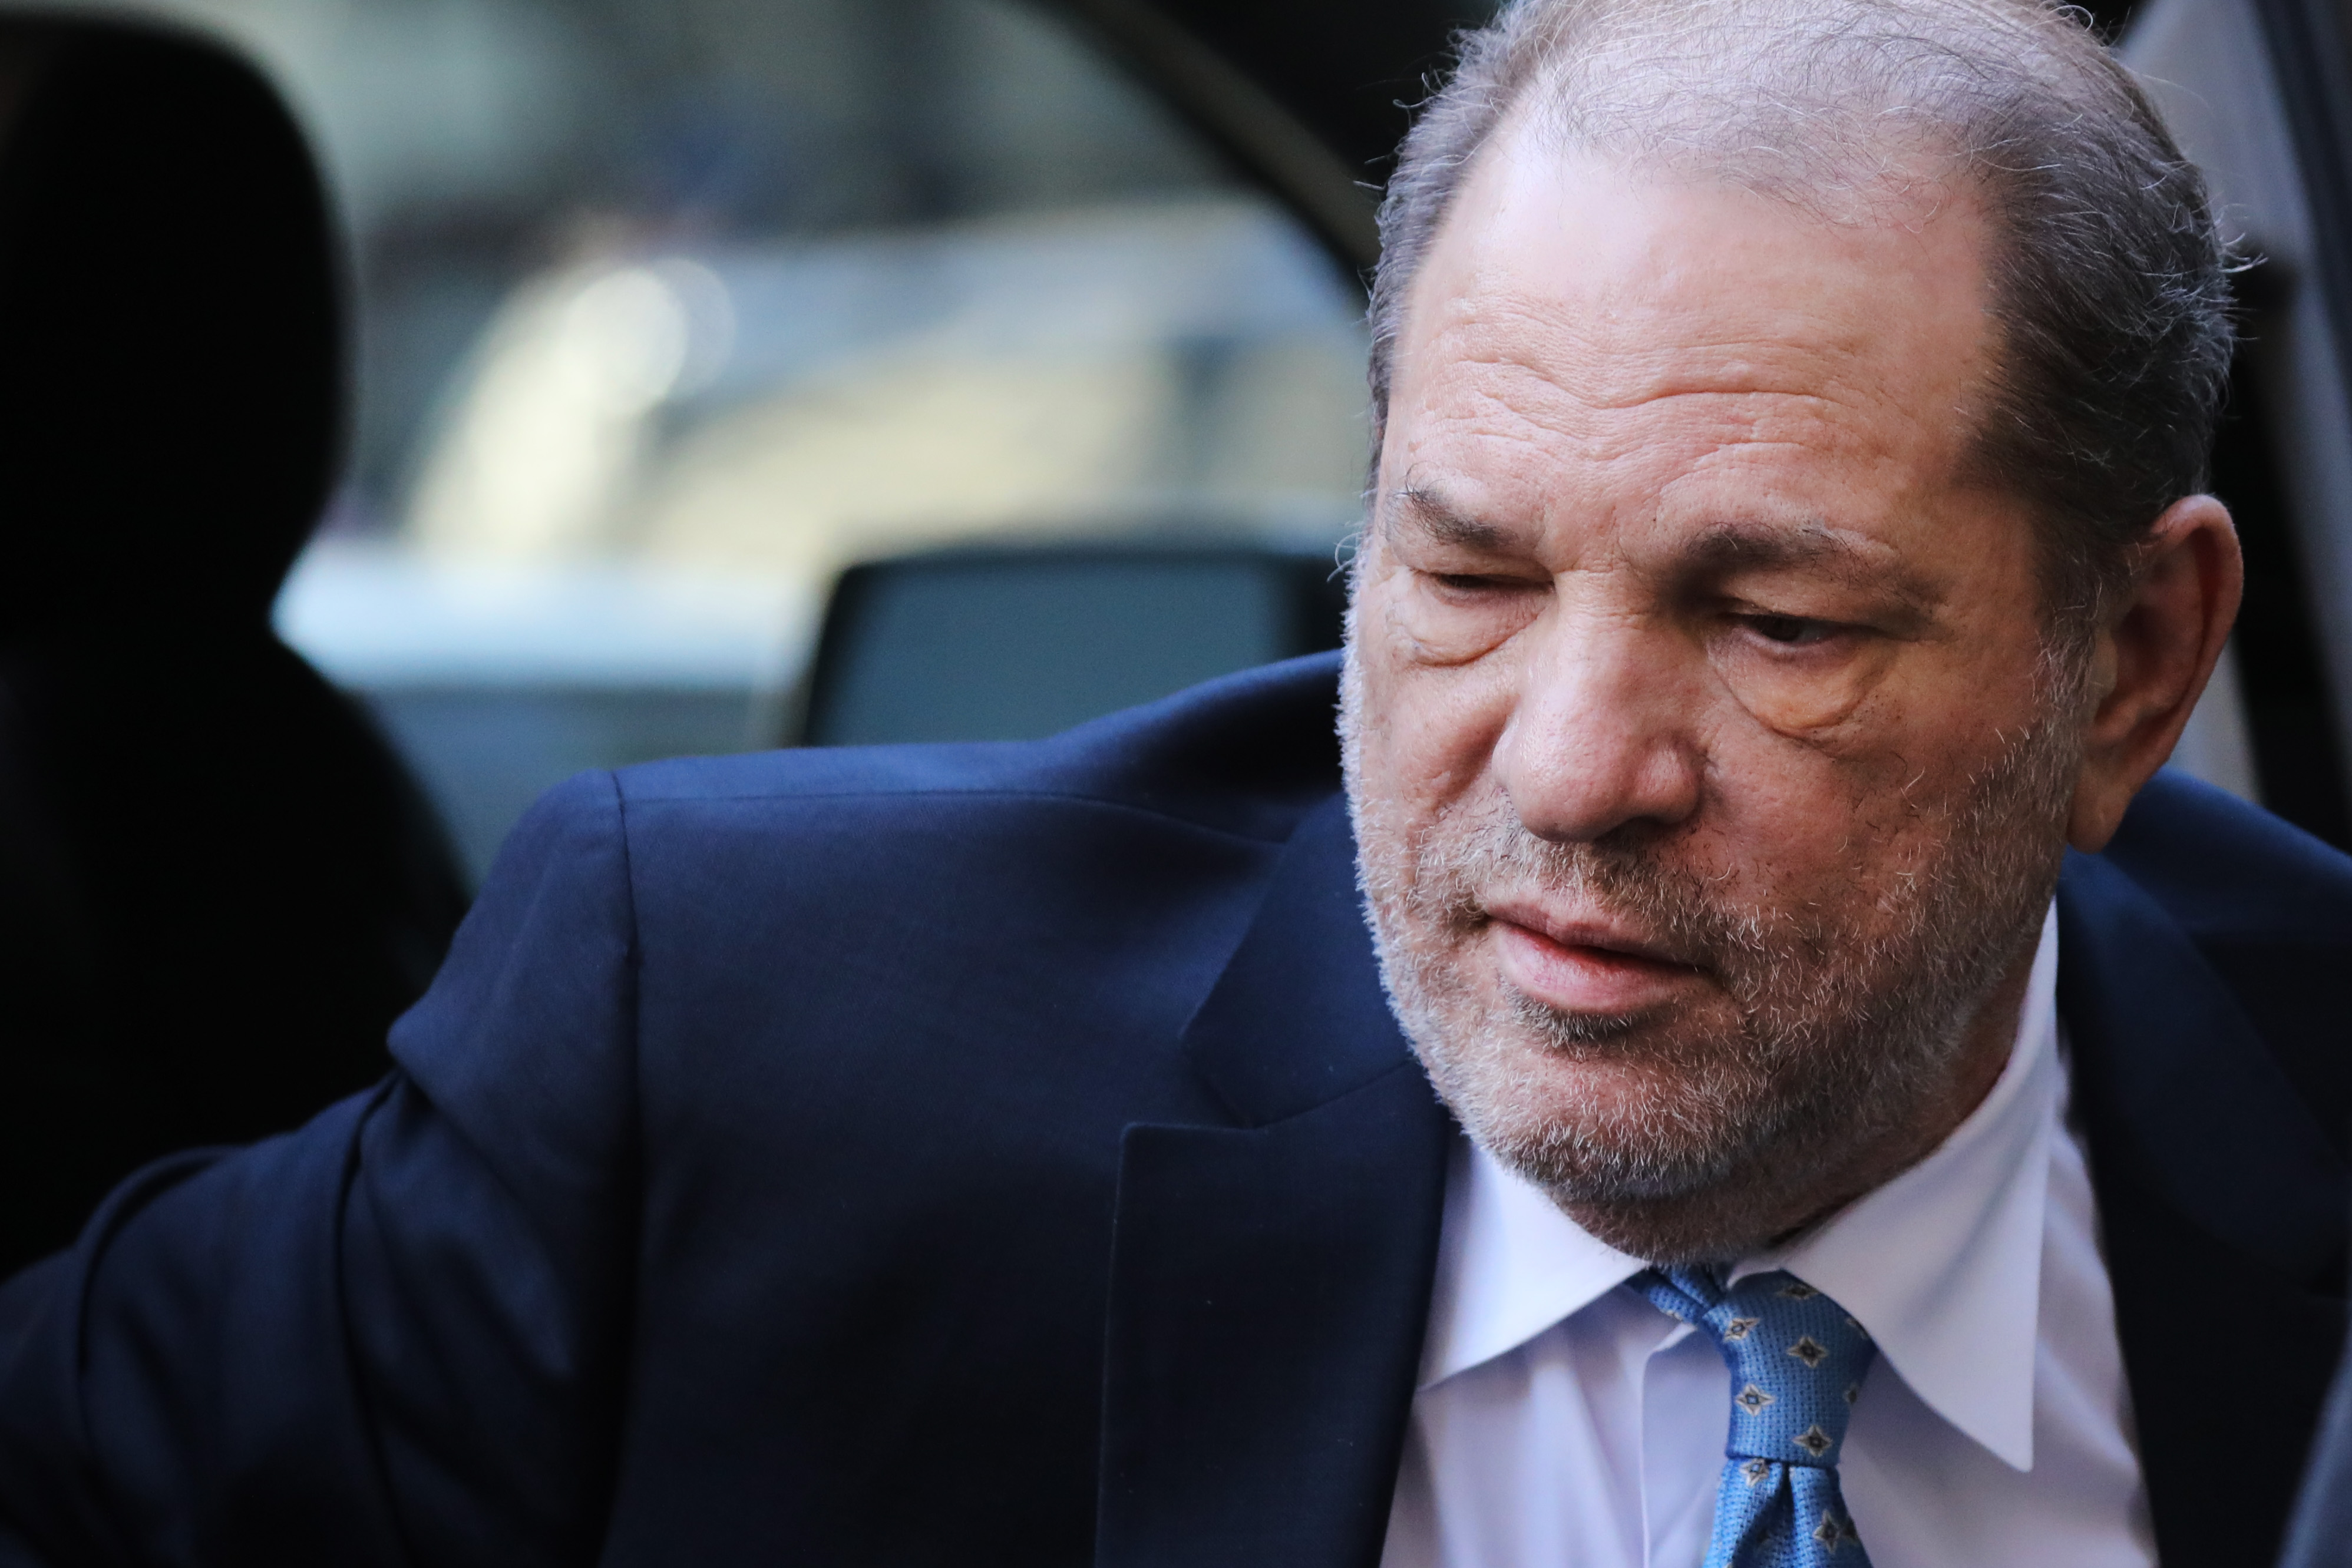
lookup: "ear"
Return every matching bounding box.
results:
[2066,494,2244,853]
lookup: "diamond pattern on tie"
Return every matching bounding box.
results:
[1633,1266,1878,1568]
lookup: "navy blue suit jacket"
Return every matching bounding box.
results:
[1,654,2347,1567]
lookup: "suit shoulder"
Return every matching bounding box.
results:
[2100,769,2352,943]
[609,651,1346,845]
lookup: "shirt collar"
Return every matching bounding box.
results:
[1418,903,2062,1474]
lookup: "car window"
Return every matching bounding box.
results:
[103,0,1370,878]
[2125,0,2352,844]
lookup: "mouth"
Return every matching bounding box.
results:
[1481,899,1708,1015]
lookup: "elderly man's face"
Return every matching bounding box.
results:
[1345,141,2082,1261]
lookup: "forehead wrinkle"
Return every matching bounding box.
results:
[1443,278,1895,383]
[1452,386,1962,515]
[1426,261,1973,425]
[1427,376,1902,480]
[1422,328,1904,452]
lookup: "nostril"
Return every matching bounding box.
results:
[1495,699,1705,845]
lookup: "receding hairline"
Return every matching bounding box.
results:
[1375,6,2061,425]
[1381,122,2009,487]
[1498,28,2005,219]
[1365,0,2231,637]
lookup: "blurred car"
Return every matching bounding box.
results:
[0,0,2289,883]
[206,0,1473,877]
[282,190,1371,871]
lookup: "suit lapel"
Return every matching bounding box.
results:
[2058,851,2348,1568]
[1096,796,1451,1568]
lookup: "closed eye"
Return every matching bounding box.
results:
[1428,570,1545,595]
[1739,613,1841,647]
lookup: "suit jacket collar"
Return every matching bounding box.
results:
[1096,793,1451,1568]
[2057,851,2344,1279]
[2057,849,2348,1568]
[1175,795,1421,1128]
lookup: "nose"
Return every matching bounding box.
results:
[1493,600,1704,843]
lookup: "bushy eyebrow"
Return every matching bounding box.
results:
[1687,520,1868,576]
[1684,520,1932,610]
[1385,487,1940,614]
[1384,484,1518,552]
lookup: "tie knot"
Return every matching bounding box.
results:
[1631,1268,1877,1470]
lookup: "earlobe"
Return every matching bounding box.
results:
[2064,495,2243,853]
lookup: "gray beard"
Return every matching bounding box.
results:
[1339,645,2080,1263]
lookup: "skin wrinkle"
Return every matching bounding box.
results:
[1432,337,1885,431]
[1343,140,2100,1263]
[1383,492,1942,743]
[1417,355,1944,502]
[1449,379,1869,448]
[1400,485,1938,618]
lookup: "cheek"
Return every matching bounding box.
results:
[1696,698,2013,919]
[1712,641,1902,738]
[1702,613,2056,893]
[1354,576,1519,808]
[1383,575,1546,666]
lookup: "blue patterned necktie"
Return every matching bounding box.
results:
[1631,1266,1878,1566]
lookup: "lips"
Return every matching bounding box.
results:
[1482,898,1706,1014]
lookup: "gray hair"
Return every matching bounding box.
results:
[1367,0,2234,634]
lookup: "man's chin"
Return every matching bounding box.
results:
[1478,1119,1804,1263]
[1485,1048,1706,1121]
[1426,1049,1813,1261]
[1542,1182,1806,1268]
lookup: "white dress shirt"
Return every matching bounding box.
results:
[1380,907,2156,1568]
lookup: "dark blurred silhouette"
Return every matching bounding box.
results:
[0,17,468,1276]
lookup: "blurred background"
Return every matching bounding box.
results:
[51,0,1444,877]
[19,0,2340,882]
